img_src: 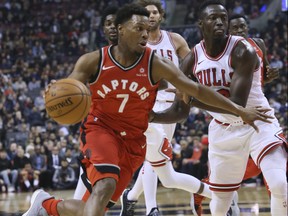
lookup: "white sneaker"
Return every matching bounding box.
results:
[22,189,53,216]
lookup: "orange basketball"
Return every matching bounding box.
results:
[45,78,91,125]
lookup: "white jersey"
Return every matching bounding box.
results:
[193,35,272,124]
[144,30,180,159]
[147,30,179,111]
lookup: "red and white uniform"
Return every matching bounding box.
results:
[247,38,264,85]
[79,45,159,202]
[144,30,179,166]
[193,35,286,191]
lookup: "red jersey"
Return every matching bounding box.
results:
[247,38,264,85]
[88,46,159,139]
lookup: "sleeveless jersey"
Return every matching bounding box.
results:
[88,46,159,138]
[147,30,179,110]
[193,35,271,123]
[247,38,264,85]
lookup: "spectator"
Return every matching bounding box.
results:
[18,162,40,192]
[52,158,76,190]
[0,149,18,192]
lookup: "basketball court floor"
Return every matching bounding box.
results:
[0,186,271,216]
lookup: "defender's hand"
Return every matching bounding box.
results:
[238,106,274,132]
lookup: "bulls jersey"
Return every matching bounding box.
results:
[88,46,159,138]
[247,38,264,85]
[193,35,271,123]
[147,30,179,110]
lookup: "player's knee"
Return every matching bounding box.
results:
[267,176,287,197]
[159,177,176,188]
[91,178,116,202]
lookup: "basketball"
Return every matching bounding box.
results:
[45,78,91,125]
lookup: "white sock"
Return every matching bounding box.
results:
[73,168,87,200]
[155,161,212,199]
[142,161,158,214]
[128,165,144,201]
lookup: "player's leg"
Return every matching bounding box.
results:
[73,167,88,200]
[259,146,287,215]
[249,120,287,215]
[141,161,159,215]
[155,161,211,198]
[243,157,261,180]
[208,121,250,216]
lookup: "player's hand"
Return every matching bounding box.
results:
[165,88,190,103]
[265,66,279,83]
[238,106,274,132]
[43,79,57,99]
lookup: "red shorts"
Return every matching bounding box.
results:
[79,116,146,202]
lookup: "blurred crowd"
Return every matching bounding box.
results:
[0,0,287,193]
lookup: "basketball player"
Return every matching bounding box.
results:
[120,1,211,215]
[180,1,287,215]
[73,5,118,200]
[229,13,280,194]
[22,3,273,216]
[191,12,282,216]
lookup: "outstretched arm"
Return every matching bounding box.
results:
[151,49,272,131]
[149,89,190,124]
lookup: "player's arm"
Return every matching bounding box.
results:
[151,52,272,130]
[229,40,258,106]
[150,90,190,124]
[170,32,191,60]
[253,38,279,84]
[68,51,101,83]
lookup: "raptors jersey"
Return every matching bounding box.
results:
[247,38,264,85]
[147,30,179,111]
[88,46,159,138]
[193,35,271,124]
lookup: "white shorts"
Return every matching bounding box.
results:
[208,113,285,192]
[144,122,176,167]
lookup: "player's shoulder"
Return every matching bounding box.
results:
[78,50,101,65]
[251,37,265,49]
[167,31,186,42]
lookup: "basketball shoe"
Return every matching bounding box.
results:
[147,207,160,216]
[120,189,137,216]
[22,189,53,216]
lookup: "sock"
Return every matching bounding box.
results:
[128,165,144,201]
[142,161,158,214]
[42,198,62,216]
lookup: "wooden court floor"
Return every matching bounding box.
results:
[0,186,271,216]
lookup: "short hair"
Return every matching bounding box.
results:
[101,6,118,27]
[115,3,150,27]
[229,14,248,24]
[137,0,165,15]
[198,0,225,19]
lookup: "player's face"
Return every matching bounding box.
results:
[200,5,228,39]
[118,15,149,54]
[103,14,117,44]
[229,18,248,38]
[145,5,162,31]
